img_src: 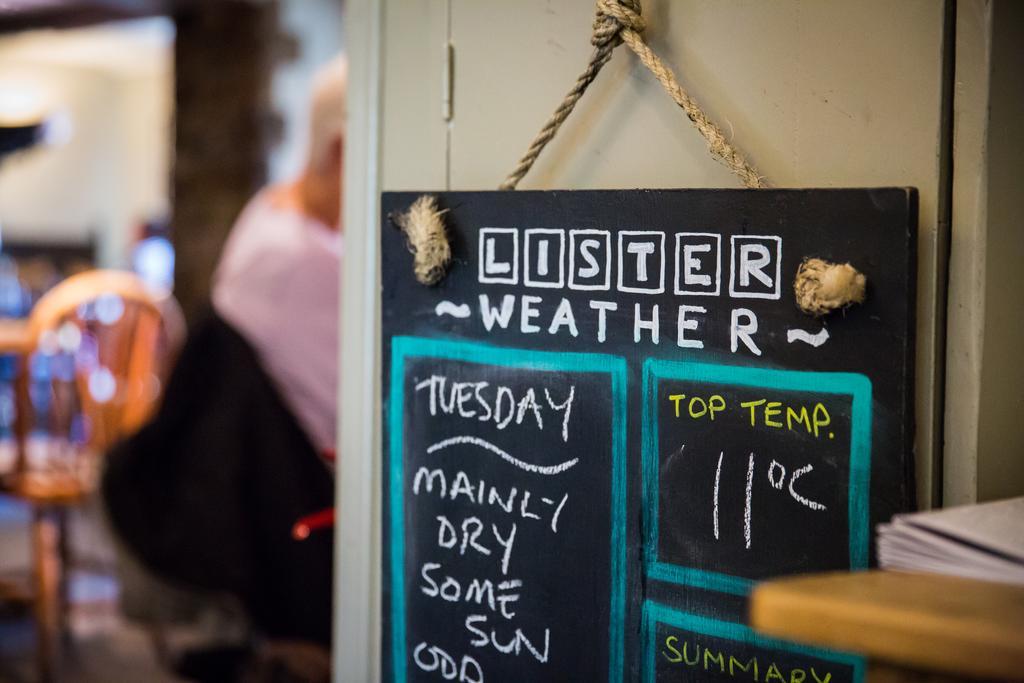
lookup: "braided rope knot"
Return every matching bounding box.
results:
[592,0,645,49]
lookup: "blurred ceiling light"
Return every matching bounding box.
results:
[0,83,73,158]
[57,320,82,352]
[132,236,174,293]
[95,292,124,325]
[0,77,72,156]
[88,366,116,403]
[38,329,59,356]
[0,82,47,126]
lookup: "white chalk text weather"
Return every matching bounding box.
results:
[456,227,789,356]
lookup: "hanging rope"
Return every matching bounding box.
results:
[500,0,766,191]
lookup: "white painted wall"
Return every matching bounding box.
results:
[0,18,173,267]
[269,0,345,183]
[944,0,1024,505]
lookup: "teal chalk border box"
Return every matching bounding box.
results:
[388,336,629,683]
[641,359,873,595]
[641,600,866,683]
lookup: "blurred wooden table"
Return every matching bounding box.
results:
[0,318,30,353]
[750,570,1024,682]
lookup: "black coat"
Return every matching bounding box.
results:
[102,310,334,646]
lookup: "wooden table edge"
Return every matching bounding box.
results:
[749,571,1024,681]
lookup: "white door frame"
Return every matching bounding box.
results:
[334,0,384,679]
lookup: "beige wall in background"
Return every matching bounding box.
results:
[0,18,173,268]
[269,0,346,183]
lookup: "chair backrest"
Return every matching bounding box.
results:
[25,270,175,454]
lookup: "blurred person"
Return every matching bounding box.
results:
[213,55,346,454]
[103,56,346,681]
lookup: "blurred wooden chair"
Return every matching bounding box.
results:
[0,269,179,682]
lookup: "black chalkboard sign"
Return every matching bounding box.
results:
[381,189,916,683]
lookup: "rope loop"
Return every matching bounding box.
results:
[592,0,645,49]
[501,0,766,190]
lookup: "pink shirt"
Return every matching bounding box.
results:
[212,191,341,452]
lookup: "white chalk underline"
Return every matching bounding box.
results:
[426,435,578,475]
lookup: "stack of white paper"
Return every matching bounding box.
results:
[877,496,1024,585]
